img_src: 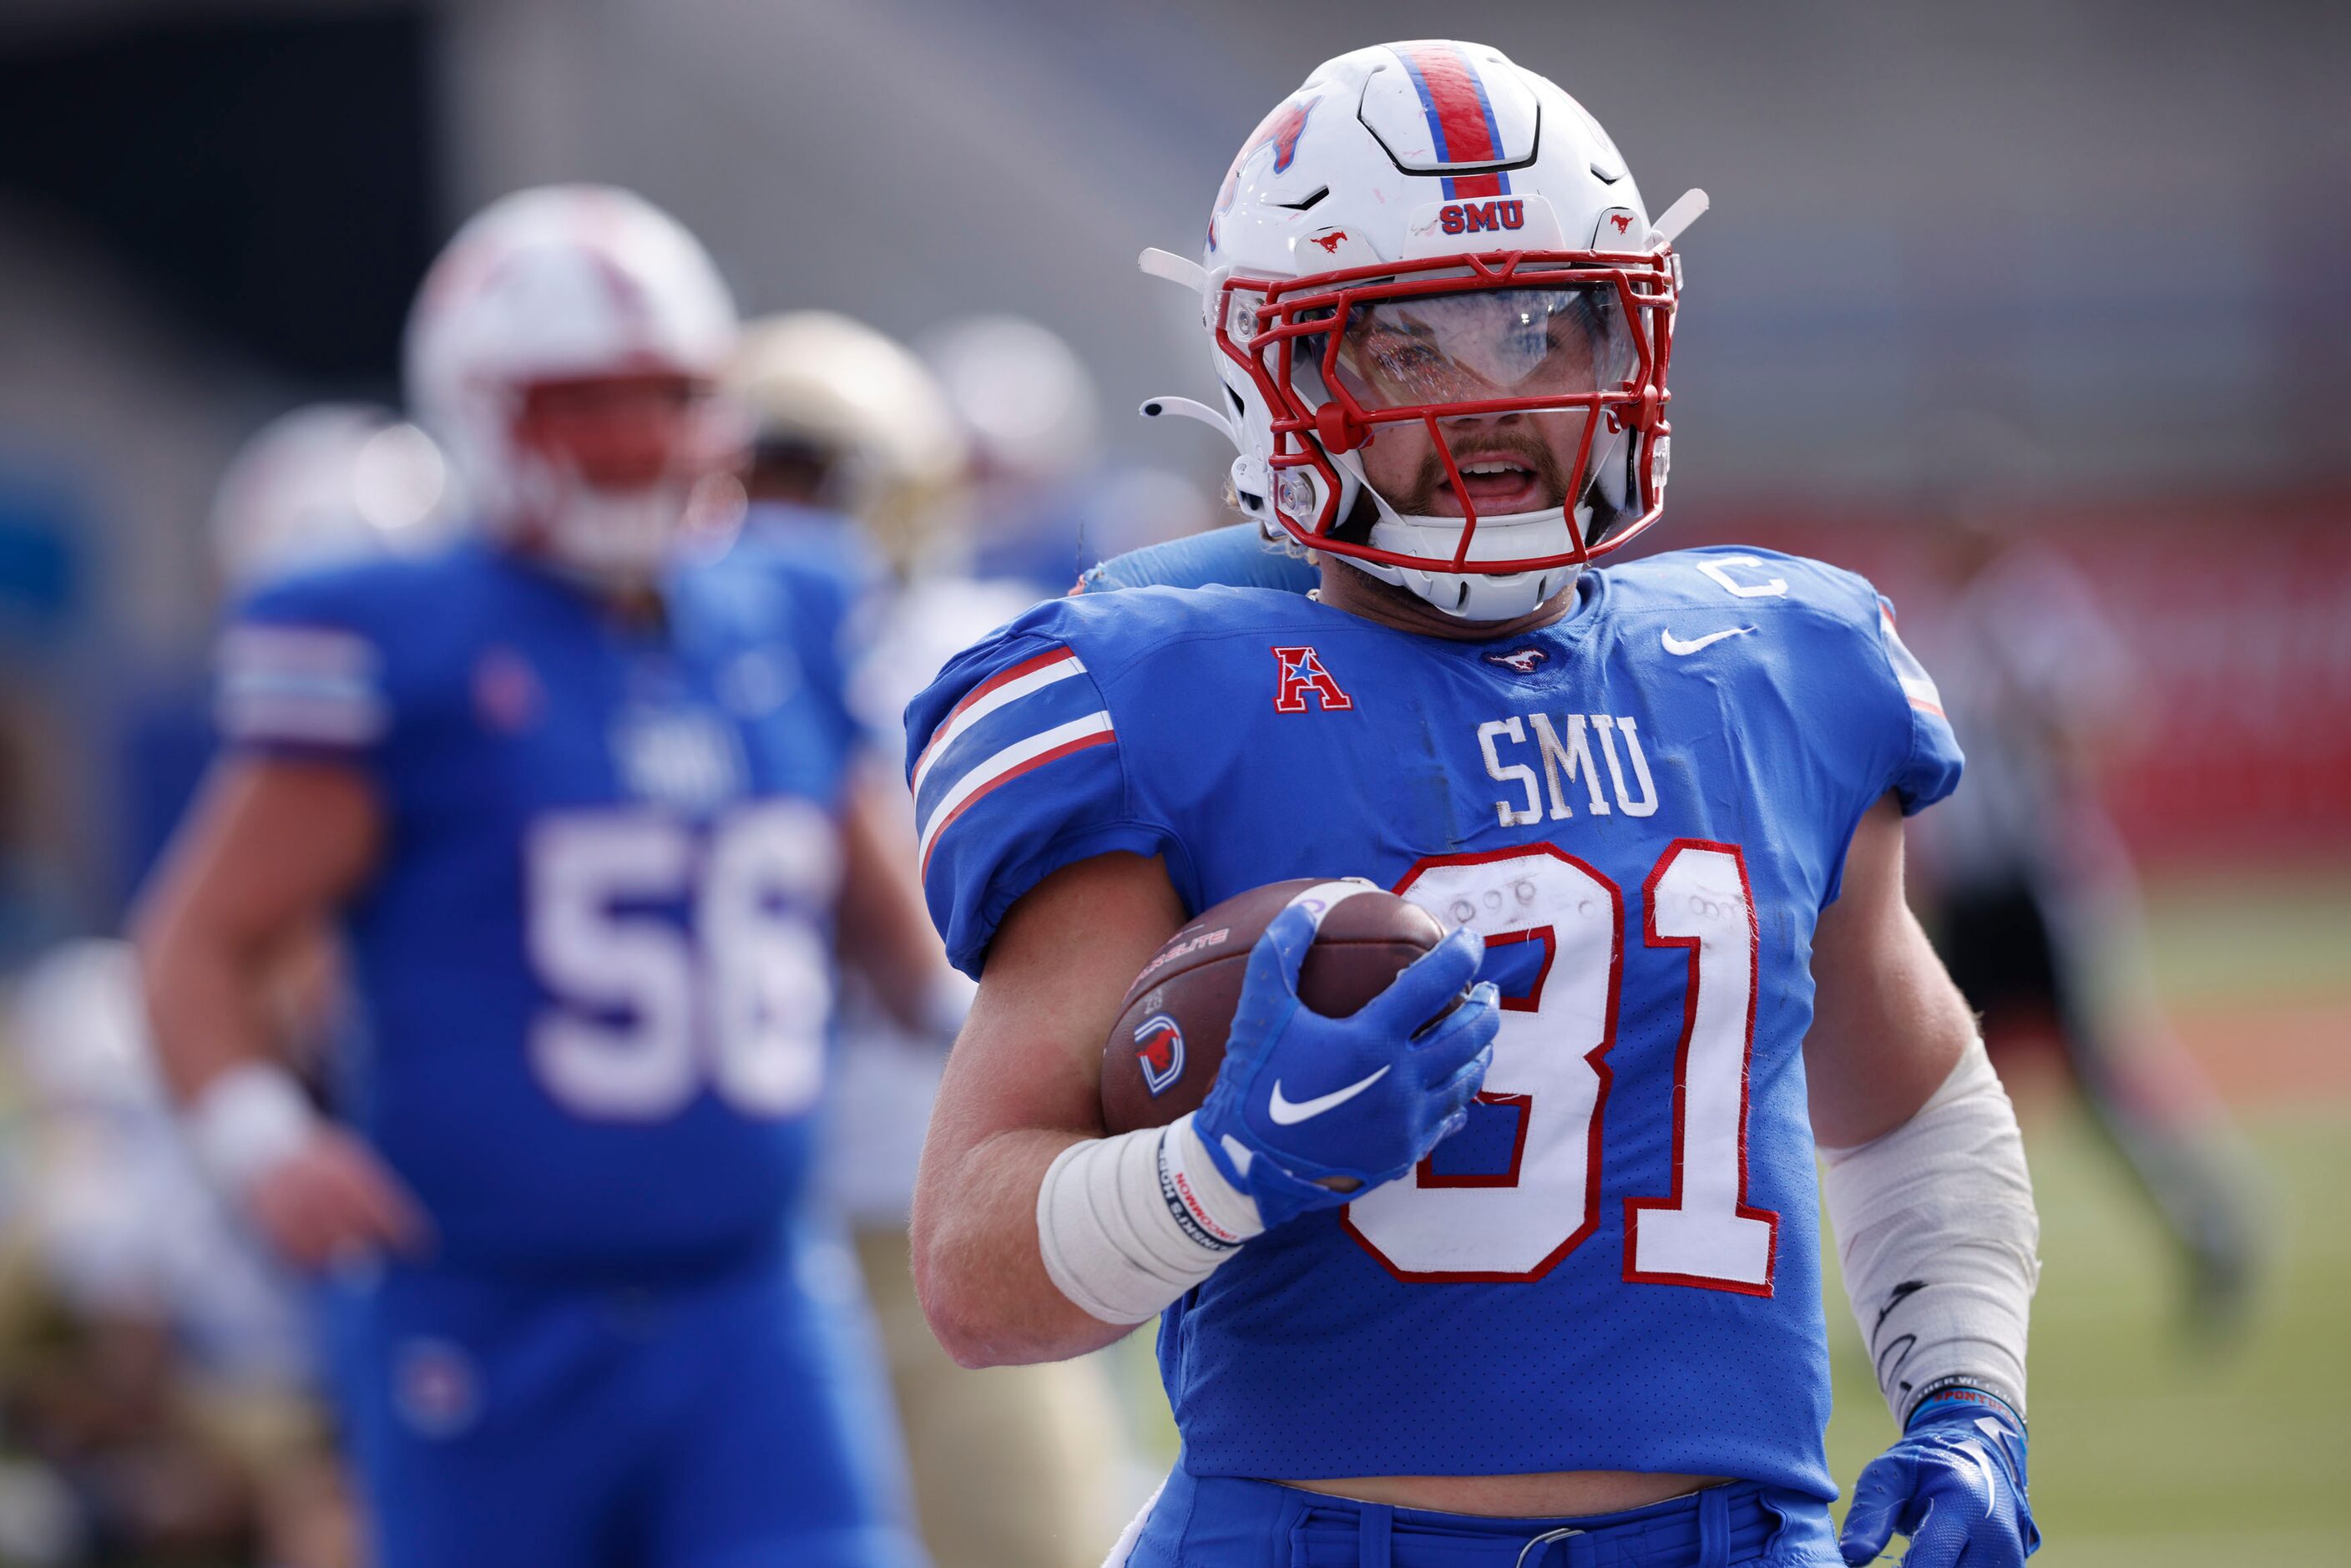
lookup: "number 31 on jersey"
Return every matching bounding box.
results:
[1344,841,1777,1293]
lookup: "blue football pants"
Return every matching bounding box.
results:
[327,1232,926,1568]
[1116,1463,1843,1567]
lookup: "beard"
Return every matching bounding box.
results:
[1365,417,1583,518]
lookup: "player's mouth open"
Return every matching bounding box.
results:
[1439,457,1545,514]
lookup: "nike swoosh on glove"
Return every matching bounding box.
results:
[1192,898,1497,1229]
[1839,1398,2040,1565]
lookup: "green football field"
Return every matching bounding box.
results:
[1115,869,2351,1563]
[1823,1105,2350,1565]
[1823,868,2351,1565]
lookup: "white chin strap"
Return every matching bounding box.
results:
[1358,506,1583,621]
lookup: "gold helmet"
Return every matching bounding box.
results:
[726,311,968,573]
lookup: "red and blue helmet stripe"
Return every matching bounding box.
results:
[1395,42,1513,200]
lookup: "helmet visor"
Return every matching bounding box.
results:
[1331,285,1636,413]
[1321,283,1636,522]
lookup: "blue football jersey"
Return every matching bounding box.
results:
[219,537,864,1273]
[906,546,1961,1499]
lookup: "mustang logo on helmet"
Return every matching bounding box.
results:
[1211,96,1320,250]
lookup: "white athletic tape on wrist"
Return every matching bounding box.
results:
[1036,1114,1263,1326]
[1821,1040,2040,1424]
[185,1062,318,1196]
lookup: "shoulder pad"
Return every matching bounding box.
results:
[1600,546,1879,624]
[906,607,1168,975]
[1076,524,1321,597]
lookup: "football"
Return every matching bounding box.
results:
[1099,878,1447,1136]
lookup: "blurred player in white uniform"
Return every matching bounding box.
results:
[0,404,442,1567]
[1909,509,2259,1331]
[5,940,351,1567]
[921,315,1211,587]
[210,404,458,589]
[729,312,1131,1568]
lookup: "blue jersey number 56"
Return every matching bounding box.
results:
[522,800,837,1122]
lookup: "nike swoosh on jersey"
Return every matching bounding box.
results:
[1267,1065,1391,1125]
[1661,625,1757,656]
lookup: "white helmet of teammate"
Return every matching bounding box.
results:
[210,403,453,589]
[729,311,968,573]
[922,315,1101,486]
[404,185,741,583]
[1142,41,1705,620]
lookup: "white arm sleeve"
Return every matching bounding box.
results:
[1820,1040,2040,1424]
[1035,1113,1263,1326]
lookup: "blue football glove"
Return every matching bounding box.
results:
[1839,1393,2040,1566]
[1192,897,1498,1229]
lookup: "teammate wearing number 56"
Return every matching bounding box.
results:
[134,188,931,1567]
[909,42,2040,1567]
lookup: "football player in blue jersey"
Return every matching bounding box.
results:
[905,43,2041,1568]
[134,186,932,1568]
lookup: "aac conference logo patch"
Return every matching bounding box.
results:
[1135,1013,1186,1096]
[1273,645,1354,712]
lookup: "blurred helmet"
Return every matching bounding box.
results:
[403,185,741,583]
[210,403,453,589]
[1175,41,1686,620]
[920,315,1100,485]
[729,311,968,572]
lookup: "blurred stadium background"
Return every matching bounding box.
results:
[0,0,2343,1563]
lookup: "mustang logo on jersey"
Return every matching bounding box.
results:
[472,646,543,733]
[1135,1013,1187,1095]
[1273,646,1354,712]
[1484,647,1549,674]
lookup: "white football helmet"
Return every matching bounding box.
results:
[210,403,453,589]
[1143,41,1704,620]
[404,185,741,583]
[729,311,968,573]
[921,315,1101,485]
